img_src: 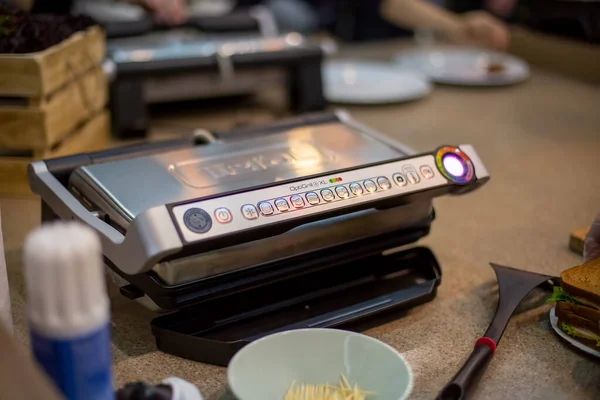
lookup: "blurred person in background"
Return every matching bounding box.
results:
[485,0,519,18]
[11,0,511,50]
[448,0,519,18]
[380,0,511,50]
[239,0,510,50]
[12,0,187,25]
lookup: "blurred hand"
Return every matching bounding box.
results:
[584,212,600,262]
[485,0,519,18]
[131,0,188,25]
[457,11,510,51]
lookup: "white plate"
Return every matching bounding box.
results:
[394,48,530,86]
[549,306,600,358]
[323,60,432,104]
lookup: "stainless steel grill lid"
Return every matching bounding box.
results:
[69,122,409,227]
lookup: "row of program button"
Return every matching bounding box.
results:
[239,166,434,221]
[253,177,392,217]
[185,165,437,232]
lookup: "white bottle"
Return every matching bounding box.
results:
[24,221,114,400]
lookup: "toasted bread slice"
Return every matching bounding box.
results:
[555,303,600,334]
[557,318,600,350]
[560,257,600,309]
[556,302,600,325]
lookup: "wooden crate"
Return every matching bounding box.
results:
[0,26,105,98]
[0,25,107,153]
[0,111,110,196]
[0,66,107,151]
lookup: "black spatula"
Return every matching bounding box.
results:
[435,263,559,400]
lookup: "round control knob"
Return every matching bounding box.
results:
[183,208,212,234]
[435,146,474,184]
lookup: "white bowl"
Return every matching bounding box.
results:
[228,328,413,400]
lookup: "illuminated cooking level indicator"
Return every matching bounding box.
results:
[435,146,474,184]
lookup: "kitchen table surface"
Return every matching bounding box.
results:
[1,39,599,400]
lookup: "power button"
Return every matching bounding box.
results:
[214,207,232,224]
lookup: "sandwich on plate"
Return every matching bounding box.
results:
[548,257,600,349]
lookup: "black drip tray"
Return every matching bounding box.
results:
[151,246,441,366]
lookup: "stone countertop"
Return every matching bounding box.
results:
[1,40,599,400]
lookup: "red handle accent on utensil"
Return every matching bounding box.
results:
[475,337,497,355]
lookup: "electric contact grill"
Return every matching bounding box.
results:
[102,6,326,138]
[76,2,276,39]
[28,110,490,365]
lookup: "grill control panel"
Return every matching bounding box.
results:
[171,146,482,243]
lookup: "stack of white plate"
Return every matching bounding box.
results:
[394,47,530,86]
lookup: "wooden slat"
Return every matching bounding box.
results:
[0,66,108,150]
[0,58,42,99]
[44,67,108,149]
[0,111,110,196]
[0,157,30,196]
[0,26,105,98]
[39,26,106,96]
[0,110,45,149]
[48,111,110,158]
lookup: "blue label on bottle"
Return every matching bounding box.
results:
[30,324,114,400]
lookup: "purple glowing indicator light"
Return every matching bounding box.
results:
[442,154,465,177]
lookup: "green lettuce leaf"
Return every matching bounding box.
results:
[561,322,600,347]
[561,322,576,336]
[547,286,577,304]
